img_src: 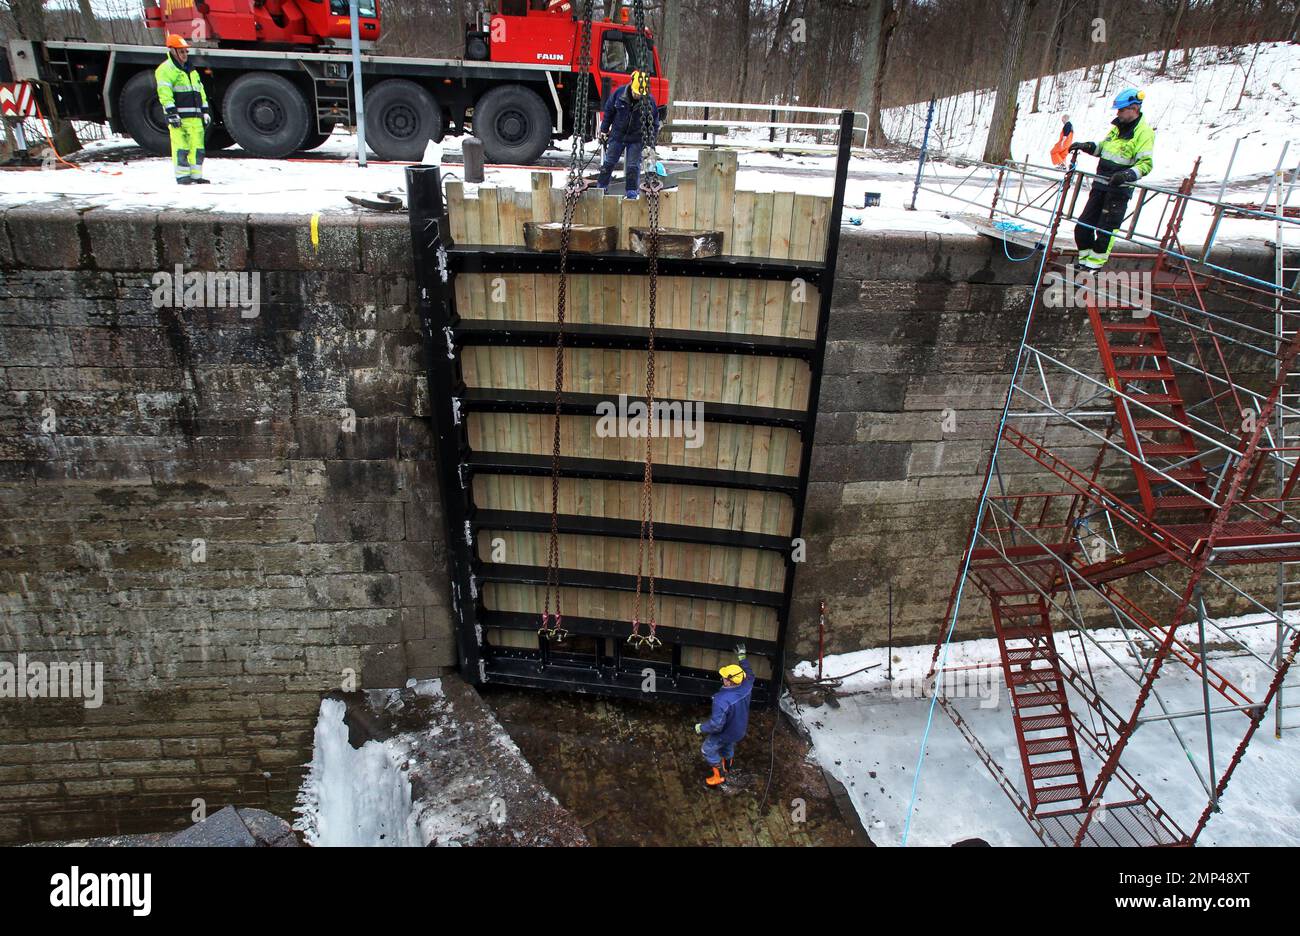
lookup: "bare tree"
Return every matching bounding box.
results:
[855,0,899,147]
[1157,0,1188,74]
[1031,0,1065,112]
[983,0,1037,163]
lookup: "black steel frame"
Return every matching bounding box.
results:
[406,110,853,705]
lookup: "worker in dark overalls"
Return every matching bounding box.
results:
[596,70,658,200]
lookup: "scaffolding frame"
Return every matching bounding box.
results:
[923,156,1300,846]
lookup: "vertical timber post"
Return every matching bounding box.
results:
[407,165,483,684]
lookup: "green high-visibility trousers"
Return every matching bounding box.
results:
[170,118,205,181]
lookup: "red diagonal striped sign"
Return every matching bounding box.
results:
[0,82,38,118]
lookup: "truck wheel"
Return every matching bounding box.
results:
[474,84,551,165]
[205,126,235,151]
[364,80,442,162]
[119,70,171,157]
[300,131,331,151]
[222,72,310,158]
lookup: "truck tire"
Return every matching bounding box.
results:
[364,80,442,162]
[222,72,310,158]
[205,126,235,151]
[474,84,551,165]
[301,131,331,151]
[119,70,171,157]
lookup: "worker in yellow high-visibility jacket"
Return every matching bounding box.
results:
[1069,88,1154,269]
[155,35,211,184]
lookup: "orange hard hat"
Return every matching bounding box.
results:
[165,34,189,50]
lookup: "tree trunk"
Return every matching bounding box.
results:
[1157,0,1188,75]
[982,0,1037,164]
[661,0,682,105]
[854,0,896,148]
[9,0,49,40]
[76,0,106,42]
[735,0,751,103]
[1031,0,1065,113]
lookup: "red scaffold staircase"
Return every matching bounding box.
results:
[989,593,1088,812]
[922,155,1300,848]
[1085,298,1215,519]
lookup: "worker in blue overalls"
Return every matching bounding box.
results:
[694,648,755,788]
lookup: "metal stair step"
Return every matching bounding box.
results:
[1024,735,1076,755]
[1102,321,1161,332]
[1154,495,1209,509]
[1108,345,1168,357]
[1030,759,1084,780]
[1140,442,1200,456]
[1009,669,1063,687]
[1013,689,1066,708]
[1130,392,1181,405]
[1116,368,1174,380]
[1033,782,1087,804]
[1006,648,1058,665]
[1019,712,1069,731]
[1165,466,1209,482]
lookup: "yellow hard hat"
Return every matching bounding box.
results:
[719,664,745,684]
[628,70,649,97]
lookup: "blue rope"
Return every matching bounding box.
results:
[900,231,1054,847]
[992,220,1040,262]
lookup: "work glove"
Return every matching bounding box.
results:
[202,111,211,128]
[693,723,702,735]
[166,112,182,129]
[735,643,747,661]
[1068,141,1096,155]
[598,131,610,145]
[1109,168,1138,187]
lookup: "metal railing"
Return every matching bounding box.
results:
[663,100,869,155]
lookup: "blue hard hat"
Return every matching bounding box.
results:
[1113,88,1145,109]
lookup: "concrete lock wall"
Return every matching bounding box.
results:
[0,206,1272,843]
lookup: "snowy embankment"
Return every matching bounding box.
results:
[790,615,1300,847]
[883,42,1300,246]
[883,43,1300,189]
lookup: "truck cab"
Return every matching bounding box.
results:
[466,0,668,112]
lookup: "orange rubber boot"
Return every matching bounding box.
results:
[705,764,727,787]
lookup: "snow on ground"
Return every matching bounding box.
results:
[2,43,1295,248]
[791,615,1300,847]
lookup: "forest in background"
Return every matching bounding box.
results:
[3,0,1299,158]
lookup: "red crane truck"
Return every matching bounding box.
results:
[3,0,667,163]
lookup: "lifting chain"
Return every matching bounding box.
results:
[628,0,663,650]
[539,0,598,644]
